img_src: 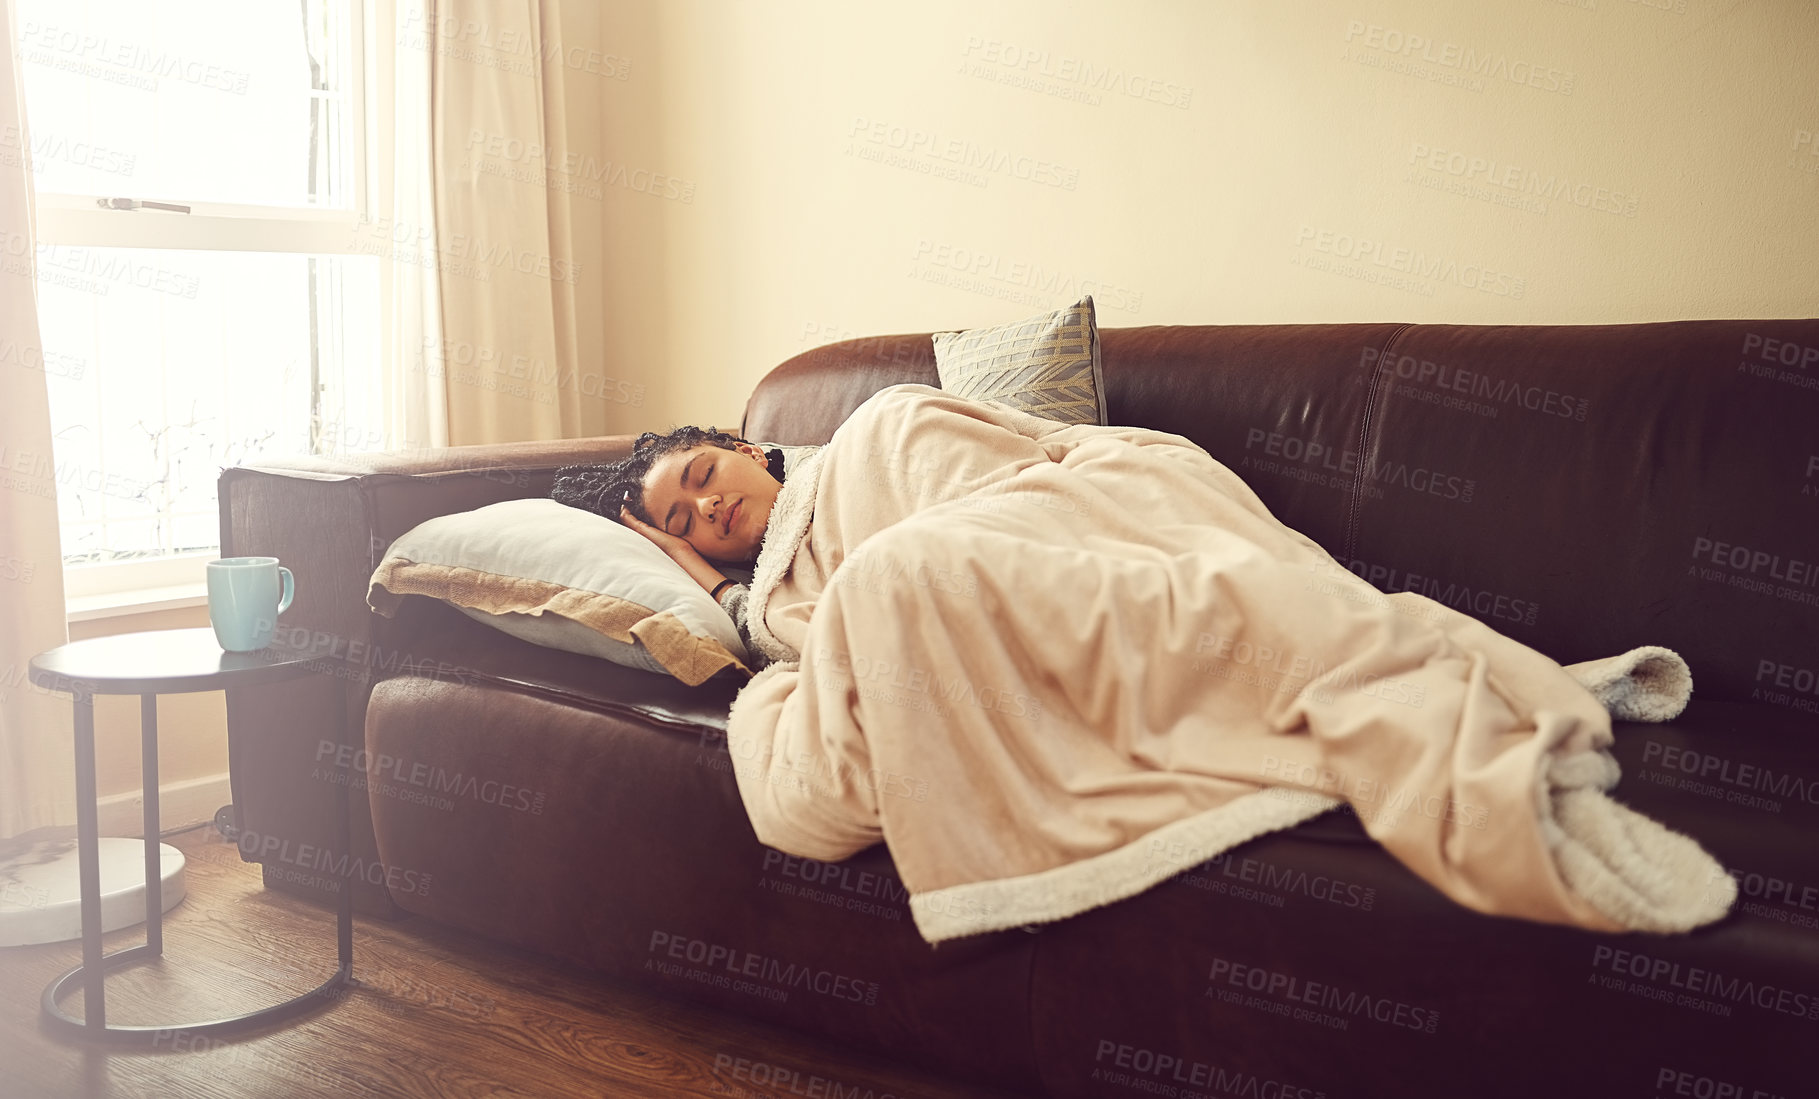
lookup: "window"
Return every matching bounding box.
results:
[14,0,381,606]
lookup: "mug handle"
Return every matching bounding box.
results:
[276,566,295,615]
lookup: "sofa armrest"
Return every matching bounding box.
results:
[235,435,640,480]
[221,435,640,667]
[215,434,638,912]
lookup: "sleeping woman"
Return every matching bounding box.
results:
[550,427,795,667]
[549,384,1727,947]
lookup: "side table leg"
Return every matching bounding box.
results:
[72,691,104,1031]
[336,678,353,972]
[141,694,162,955]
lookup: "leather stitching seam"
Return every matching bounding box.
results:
[1345,324,1412,560]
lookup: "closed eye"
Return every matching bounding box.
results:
[675,461,716,538]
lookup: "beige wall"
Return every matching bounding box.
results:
[587,0,1819,435]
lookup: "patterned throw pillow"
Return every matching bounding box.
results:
[931,295,1106,425]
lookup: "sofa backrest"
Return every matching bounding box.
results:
[741,321,1819,709]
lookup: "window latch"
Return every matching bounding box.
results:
[96,197,192,213]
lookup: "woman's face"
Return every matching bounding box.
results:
[639,442,781,563]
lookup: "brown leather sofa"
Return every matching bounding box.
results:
[218,321,1819,1099]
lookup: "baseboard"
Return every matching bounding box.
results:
[96,772,232,839]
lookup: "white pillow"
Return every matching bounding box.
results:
[367,498,750,686]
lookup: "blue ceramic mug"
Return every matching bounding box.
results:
[207,556,295,652]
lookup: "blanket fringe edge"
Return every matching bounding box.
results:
[745,449,825,666]
[908,789,1341,944]
[1546,770,1736,933]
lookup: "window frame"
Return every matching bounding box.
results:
[27,0,374,609]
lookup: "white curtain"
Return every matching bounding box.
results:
[432,0,583,446]
[0,0,74,841]
[373,0,585,450]
[376,0,450,451]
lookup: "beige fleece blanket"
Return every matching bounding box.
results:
[725,384,1733,944]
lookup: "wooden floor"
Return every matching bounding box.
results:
[0,827,1031,1099]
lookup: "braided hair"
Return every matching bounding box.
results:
[551,425,751,528]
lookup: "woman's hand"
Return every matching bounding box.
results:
[621,506,728,594]
[619,505,697,562]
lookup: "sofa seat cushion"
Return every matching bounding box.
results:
[360,667,1045,1094]
[388,595,1819,889]
[1601,699,1819,902]
[370,598,1816,1096]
